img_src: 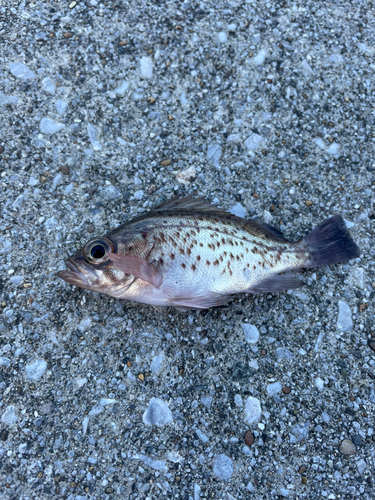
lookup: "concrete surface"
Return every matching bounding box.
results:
[0,0,374,499]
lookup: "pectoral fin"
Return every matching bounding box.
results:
[108,253,163,288]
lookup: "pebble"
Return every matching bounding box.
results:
[244,430,254,446]
[140,56,153,79]
[244,396,262,425]
[0,91,19,106]
[339,439,356,455]
[314,138,326,149]
[87,224,95,233]
[160,159,171,166]
[40,117,65,135]
[134,189,144,200]
[0,357,11,367]
[368,339,375,353]
[42,77,56,94]
[0,146,4,154]
[244,133,263,150]
[9,61,36,79]
[337,300,353,332]
[25,359,47,381]
[180,93,189,106]
[218,32,227,43]
[207,144,222,169]
[99,184,122,201]
[213,454,233,481]
[59,165,70,175]
[63,32,73,38]
[230,202,246,218]
[266,381,282,396]
[133,453,168,472]
[356,459,367,475]
[196,429,209,443]
[28,176,39,187]
[253,49,267,66]
[275,347,293,360]
[327,142,340,155]
[290,422,309,442]
[176,167,196,185]
[143,397,173,426]
[1,405,18,426]
[194,483,201,500]
[234,394,243,407]
[241,323,260,344]
[55,100,68,114]
[151,353,164,373]
[315,377,324,390]
[53,173,63,189]
[200,396,212,409]
[282,386,291,394]
[114,81,130,95]
[87,123,102,151]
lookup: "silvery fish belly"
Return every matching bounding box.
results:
[57,196,359,309]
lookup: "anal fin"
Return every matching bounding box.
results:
[246,272,304,294]
[168,292,232,310]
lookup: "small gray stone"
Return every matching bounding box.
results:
[242,323,260,344]
[213,454,233,480]
[218,32,227,43]
[40,117,65,135]
[290,422,309,442]
[25,359,47,381]
[253,49,267,66]
[42,77,56,94]
[339,439,356,456]
[114,80,130,95]
[244,133,263,150]
[266,381,282,396]
[337,300,352,332]
[244,396,262,425]
[1,405,18,426]
[356,459,367,474]
[55,99,68,114]
[230,202,246,218]
[134,189,144,200]
[200,396,212,409]
[276,347,293,360]
[87,123,102,150]
[234,394,243,407]
[139,56,153,79]
[196,429,209,443]
[99,184,122,201]
[0,357,11,367]
[143,397,173,426]
[9,61,35,79]
[207,144,222,169]
[133,453,168,471]
[151,353,164,373]
[0,91,19,106]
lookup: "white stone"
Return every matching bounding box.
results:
[114,80,130,95]
[176,167,196,185]
[0,357,10,367]
[276,347,293,360]
[234,394,243,407]
[75,377,88,389]
[266,381,282,396]
[99,184,122,201]
[207,144,222,169]
[196,429,209,443]
[28,176,39,187]
[139,56,153,79]
[218,32,227,43]
[315,377,324,390]
[244,133,263,150]
[356,459,367,474]
[133,454,168,471]
[40,117,65,135]
[180,92,189,106]
[226,133,241,143]
[242,323,260,344]
[1,405,18,426]
[253,49,267,66]
[327,142,340,155]
[314,138,326,149]
[201,396,212,408]
[25,359,47,381]
[329,54,343,64]
[0,91,19,106]
[230,202,246,218]
[42,77,56,94]
[55,99,68,114]
[9,62,35,79]
[100,398,117,406]
[82,416,89,435]
[337,300,352,332]
[87,123,102,150]
[143,397,173,426]
[134,189,144,200]
[151,353,164,373]
[213,454,233,480]
[194,483,201,500]
[53,173,63,189]
[244,396,262,425]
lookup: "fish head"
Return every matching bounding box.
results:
[57,236,133,296]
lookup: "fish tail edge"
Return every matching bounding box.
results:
[304,215,360,268]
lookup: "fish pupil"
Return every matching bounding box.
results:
[90,244,105,259]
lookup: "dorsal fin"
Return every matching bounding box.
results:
[151,195,232,216]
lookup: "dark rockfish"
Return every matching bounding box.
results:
[57,196,359,309]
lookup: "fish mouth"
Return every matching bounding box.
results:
[57,259,95,288]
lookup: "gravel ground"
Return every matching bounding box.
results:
[1,0,375,499]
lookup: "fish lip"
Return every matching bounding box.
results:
[57,258,94,287]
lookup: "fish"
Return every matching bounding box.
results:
[57,196,360,309]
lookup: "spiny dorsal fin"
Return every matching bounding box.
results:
[151,195,232,216]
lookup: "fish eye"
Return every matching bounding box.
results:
[90,244,106,259]
[84,238,113,264]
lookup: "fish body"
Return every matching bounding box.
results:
[58,196,359,309]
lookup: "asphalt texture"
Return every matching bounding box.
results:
[0,1,375,499]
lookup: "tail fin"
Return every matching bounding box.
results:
[304,215,359,268]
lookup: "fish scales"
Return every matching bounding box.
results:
[58,196,360,309]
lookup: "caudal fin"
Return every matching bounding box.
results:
[304,215,359,268]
